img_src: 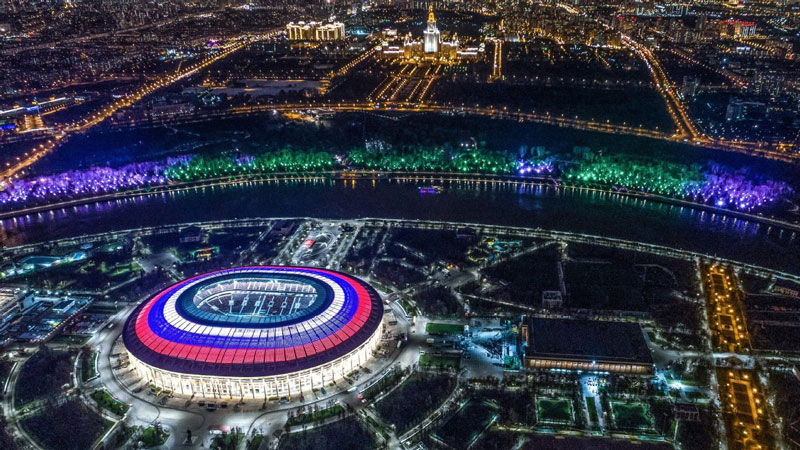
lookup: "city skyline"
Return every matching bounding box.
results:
[0,1,798,450]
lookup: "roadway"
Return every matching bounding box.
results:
[0,28,283,185]
[621,35,705,142]
[2,88,796,188]
[551,2,704,143]
[80,222,431,449]
[105,101,799,163]
[0,9,228,57]
[5,216,799,284]
[6,216,800,448]
[1,354,46,450]
[3,6,797,189]
[87,297,422,449]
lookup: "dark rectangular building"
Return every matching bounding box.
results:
[520,317,653,374]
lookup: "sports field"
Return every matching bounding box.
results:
[536,397,573,424]
[611,402,652,430]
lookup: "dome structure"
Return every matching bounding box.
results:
[122,266,383,398]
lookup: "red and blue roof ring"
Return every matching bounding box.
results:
[122,266,383,377]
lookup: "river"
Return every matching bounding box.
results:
[1,178,797,273]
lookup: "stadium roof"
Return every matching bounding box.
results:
[123,266,383,377]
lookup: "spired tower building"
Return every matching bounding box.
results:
[423,5,440,54]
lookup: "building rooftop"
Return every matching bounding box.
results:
[525,318,653,365]
[123,266,383,377]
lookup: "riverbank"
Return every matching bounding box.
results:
[1,171,797,233]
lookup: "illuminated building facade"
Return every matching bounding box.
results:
[721,20,756,38]
[286,22,313,40]
[21,114,44,132]
[423,6,440,54]
[316,22,346,41]
[520,317,654,374]
[378,7,481,62]
[286,21,345,41]
[123,266,383,398]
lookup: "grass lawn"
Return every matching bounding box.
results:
[140,426,169,448]
[687,390,708,402]
[365,414,390,440]
[20,399,111,450]
[15,348,74,406]
[85,304,120,314]
[375,373,456,434]
[81,351,98,382]
[586,397,598,424]
[361,366,405,401]
[50,335,91,346]
[612,402,652,430]
[90,389,129,416]
[211,432,243,450]
[278,418,375,450]
[426,322,464,336]
[419,353,460,370]
[108,264,135,277]
[399,299,417,317]
[435,400,498,450]
[286,404,345,426]
[246,434,265,450]
[676,372,705,387]
[118,425,139,447]
[536,397,573,424]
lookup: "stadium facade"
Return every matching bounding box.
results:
[122,266,383,398]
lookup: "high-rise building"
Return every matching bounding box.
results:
[725,98,766,122]
[379,7,480,61]
[423,6,440,54]
[287,21,345,41]
[721,19,756,38]
[315,22,345,41]
[286,22,314,40]
[19,113,44,132]
[681,76,700,98]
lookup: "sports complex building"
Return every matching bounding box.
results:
[122,266,384,399]
[520,317,654,374]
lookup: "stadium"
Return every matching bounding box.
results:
[122,266,384,399]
